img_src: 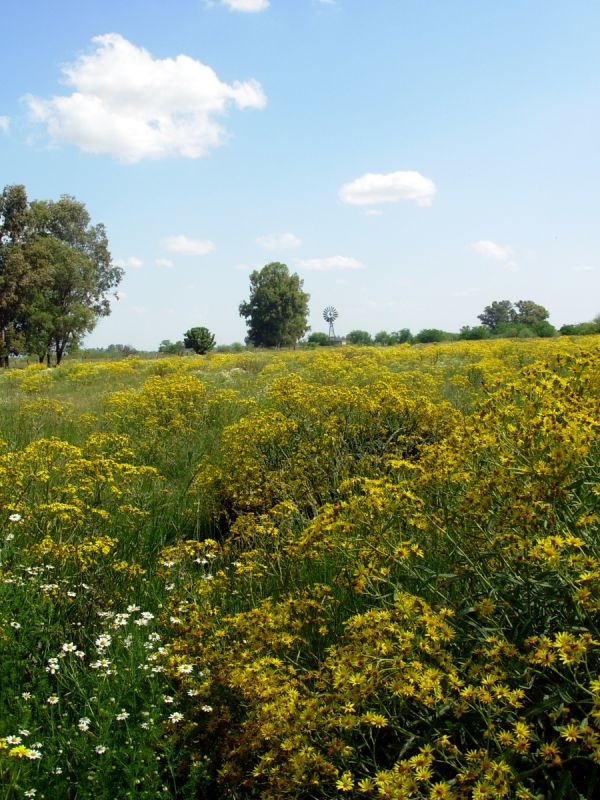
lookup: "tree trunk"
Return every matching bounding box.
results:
[56,339,66,366]
[0,327,9,368]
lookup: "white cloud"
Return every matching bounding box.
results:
[256,232,302,250]
[162,234,216,256]
[25,33,266,163]
[471,240,513,261]
[296,255,364,271]
[221,0,269,10]
[471,240,518,272]
[116,256,143,269]
[0,116,9,133]
[339,170,436,207]
[155,257,174,269]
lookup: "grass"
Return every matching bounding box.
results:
[1,337,599,799]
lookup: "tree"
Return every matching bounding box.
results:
[346,330,373,345]
[512,300,549,326]
[0,187,121,366]
[393,328,413,344]
[477,300,515,332]
[374,330,394,346]
[0,185,46,367]
[559,322,598,336]
[459,325,490,340]
[106,343,138,356]
[307,332,330,346]
[239,262,309,348]
[22,196,122,365]
[159,339,186,355]
[414,328,449,343]
[183,326,216,355]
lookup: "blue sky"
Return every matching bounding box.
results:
[1,0,599,348]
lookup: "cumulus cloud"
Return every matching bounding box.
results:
[339,170,436,207]
[116,256,143,269]
[162,234,215,256]
[256,232,302,250]
[25,33,266,163]
[296,255,364,271]
[221,0,269,10]
[155,257,175,269]
[0,116,9,133]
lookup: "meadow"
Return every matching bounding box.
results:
[0,337,599,800]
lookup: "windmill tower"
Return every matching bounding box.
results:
[323,306,339,341]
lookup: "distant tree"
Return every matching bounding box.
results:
[307,332,330,346]
[530,320,556,338]
[374,330,395,346]
[214,342,245,353]
[415,328,447,343]
[183,326,216,355]
[159,339,186,355]
[559,322,598,336]
[393,328,413,344]
[107,343,138,356]
[459,325,490,340]
[477,300,515,332]
[239,262,310,348]
[494,322,535,338]
[513,300,549,326]
[346,330,373,345]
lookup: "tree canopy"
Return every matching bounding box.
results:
[346,329,373,345]
[477,299,550,335]
[183,326,216,355]
[239,262,310,348]
[477,300,515,332]
[0,185,122,366]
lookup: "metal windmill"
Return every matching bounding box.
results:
[323,306,339,340]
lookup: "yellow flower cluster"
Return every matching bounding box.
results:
[1,337,599,798]
[160,340,600,798]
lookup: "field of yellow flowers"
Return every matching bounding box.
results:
[1,337,599,799]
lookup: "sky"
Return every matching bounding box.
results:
[1,0,599,349]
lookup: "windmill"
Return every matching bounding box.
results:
[323,306,339,340]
